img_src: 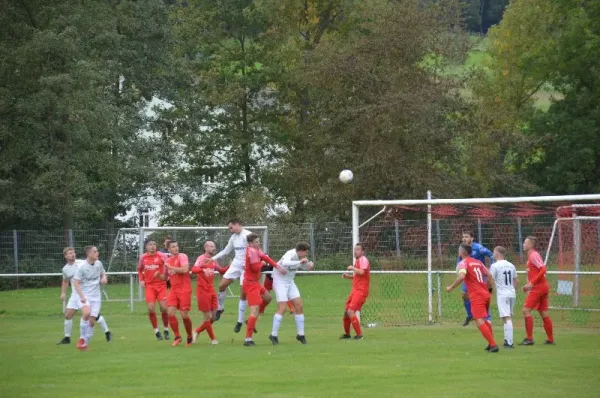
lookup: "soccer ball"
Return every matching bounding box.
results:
[339,169,353,184]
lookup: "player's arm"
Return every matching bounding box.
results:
[73,272,86,303]
[191,256,205,274]
[512,266,519,289]
[214,263,229,275]
[484,266,493,291]
[260,253,287,274]
[347,257,368,275]
[524,254,546,291]
[168,254,190,274]
[99,263,108,284]
[481,245,495,264]
[446,268,466,292]
[137,256,145,287]
[210,238,234,262]
[60,278,69,301]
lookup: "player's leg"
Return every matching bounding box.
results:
[243,285,261,346]
[146,287,162,340]
[77,303,91,350]
[58,307,77,345]
[158,296,170,340]
[178,292,193,347]
[217,267,237,319]
[347,295,365,340]
[167,291,182,346]
[85,301,101,346]
[289,284,306,344]
[95,312,112,342]
[499,296,514,347]
[520,291,540,345]
[539,292,554,344]
[236,272,249,330]
[461,283,473,326]
[269,282,288,345]
[340,294,353,339]
[287,300,295,314]
[472,301,498,352]
[258,286,271,315]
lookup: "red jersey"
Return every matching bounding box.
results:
[244,247,278,284]
[527,250,549,291]
[457,257,490,300]
[352,255,371,296]
[191,254,229,294]
[166,253,191,291]
[137,252,167,285]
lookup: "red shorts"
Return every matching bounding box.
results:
[243,282,267,306]
[167,289,192,311]
[263,278,273,291]
[345,292,367,312]
[197,292,218,312]
[145,284,167,303]
[471,297,491,319]
[524,289,549,312]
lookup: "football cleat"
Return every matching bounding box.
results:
[163,330,170,340]
[296,335,307,345]
[544,340,556,345]
[172,336,182,347]
[339,334,351,340]
[211,339,219,345]
[243,340,256,347]
[185,337,193,347]
[269,335,279,345]
[105,331,112,343]
[489,345,499,353]
[462,316,473,327]
[156,331,164,341]
[519,339,534,346]
[57,337,71,345]
[233,322,243,333]
[353,335,364,340]
[215,310,223,321]
[484,345,491,351]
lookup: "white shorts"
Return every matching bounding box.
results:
[223,267,244,286]
[78,299,102,318]
[273,280,301,303]
[496,295,516,318]
[66,294,81,311]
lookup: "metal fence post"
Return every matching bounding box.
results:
[394,220,401,257]
[308,223,316,261]
[477,218,482,244]
[68,229,74,248]
[517,217,523,263]
[574,218,581,307]
[13,230,18,289]
[437,272,442,318]
[129,273,134,313]
[436,219,442,260]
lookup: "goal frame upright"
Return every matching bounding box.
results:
[352,193,600,324]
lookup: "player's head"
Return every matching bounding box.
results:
[523,236,538,252]
[247,233,260,248]
[163,235,172,249]
[146,240,157,254]
[493,246,506,260]
[84,246,99,262]
[353,242,365,259]
[63,247,76,262]
[458,243,471,258]
[461,231,474,245]
[204,240,217,255]
[295,242,310,258]
[227,218,242,234]
[167,240,179,255]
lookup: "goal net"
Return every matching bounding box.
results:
[104,226,269,305]
[352,194,600,328]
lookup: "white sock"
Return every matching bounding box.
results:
[218,291,227,310]
[356,311,360,322]
[238,300,247,323]
[154,328,159,333]
[271,313,283,337]
[64,319,73,337]
[504,320,513,345]
[86,321,95,343]
[295,314,305,336]
[79,320,88,343]
[97,315,109,333]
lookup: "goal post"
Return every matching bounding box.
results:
[105,225,269,302]
[352,193,600,327]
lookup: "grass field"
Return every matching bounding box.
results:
[1,275,599,397]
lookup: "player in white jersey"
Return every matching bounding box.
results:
[57,247,111,345]
[208,218,253,331]
[490,246,518,348]
[268,242,314,345]
[73,245,108,351]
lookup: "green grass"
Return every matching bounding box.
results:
[1,276,599,397]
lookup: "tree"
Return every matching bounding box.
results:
[0,0,174,231]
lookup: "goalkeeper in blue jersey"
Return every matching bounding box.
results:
[456,231,495,326]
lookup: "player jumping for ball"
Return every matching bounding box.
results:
[340,243,370,340]
[447,243,499,353]
[520,236,555,346]
[191,241,229,345]
[269,242,314,345]
[138,240,170,340]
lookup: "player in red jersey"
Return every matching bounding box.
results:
[165,241,194,347]
[242,233,287,346]
[340,243,370,340]
[138,240,170,341]
[520,236,554,345]
[191,241,229,345]
[447,243,499,353]
[261,264,295,315]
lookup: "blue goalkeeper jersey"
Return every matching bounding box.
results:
[456,242,495,269]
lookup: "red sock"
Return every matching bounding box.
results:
[246,315,258,339]
[287,301,295,312]
[205,321,215,340]
[525,315,534,340]
[149,312,158,329]
[543,316,554,342]
[195,323,207,334]
[259,300,269,315]
[486,320,493,334]
[161,312,169,328]
[343,316,351,335]
[478,323,497,346]
[169,315,180,338]
[351,315,362,336]
[183,317,193,338]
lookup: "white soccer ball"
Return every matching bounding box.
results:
[339,169,353,184]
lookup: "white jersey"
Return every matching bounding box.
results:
[212,229,253,269]
[62,260,85,291]
[490,259,517,298]
[274,249,305,283]
[73,260,105,301]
